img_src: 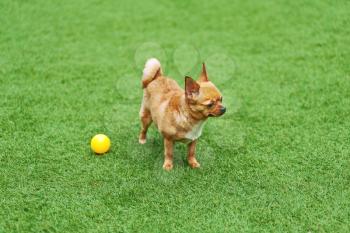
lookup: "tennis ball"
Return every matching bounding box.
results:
[91,134,111,154]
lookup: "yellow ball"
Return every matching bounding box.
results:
[91,134,111,154]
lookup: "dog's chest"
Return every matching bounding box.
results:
[184,121,205,141]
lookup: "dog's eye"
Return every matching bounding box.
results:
[207,102,214,108]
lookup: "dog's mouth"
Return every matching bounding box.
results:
[208,113,222,117]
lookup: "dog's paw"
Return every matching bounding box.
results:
[139,138,146,144]
[188,159,200,169]
[162,161,173,171]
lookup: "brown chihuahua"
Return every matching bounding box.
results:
[139,58,226,171]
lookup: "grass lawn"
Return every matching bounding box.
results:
[1,0,350,232]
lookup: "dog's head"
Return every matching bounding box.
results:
[185,63,226,118]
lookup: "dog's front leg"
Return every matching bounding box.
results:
[163,138,174,171]
[187,140,200,168]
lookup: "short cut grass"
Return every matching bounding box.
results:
[1,0,349,232]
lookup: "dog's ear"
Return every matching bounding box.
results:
[185,76,200,98]
[198,63,209,82]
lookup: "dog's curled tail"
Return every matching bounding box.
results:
[142,58,162,88]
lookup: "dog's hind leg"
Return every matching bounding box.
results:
[139,101,152,144]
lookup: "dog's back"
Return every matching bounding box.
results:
[139,58,184,136]
[141,58,183,122]
[142,58,182,95]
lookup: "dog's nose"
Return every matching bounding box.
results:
[220,107,226,114]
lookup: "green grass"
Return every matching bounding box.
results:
[1,0,350,232]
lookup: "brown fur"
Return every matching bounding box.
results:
[139,60,225,170]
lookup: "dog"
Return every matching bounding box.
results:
[139,58,226,171]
